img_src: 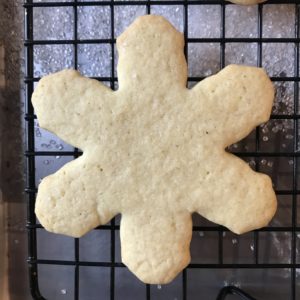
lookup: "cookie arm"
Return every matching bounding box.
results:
[191,65,274,147]
[35,155,117,237]
[120,210,192,284]
[32,69,113,149]
[187,152,277,234]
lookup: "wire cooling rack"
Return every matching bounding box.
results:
[24,0,300,299]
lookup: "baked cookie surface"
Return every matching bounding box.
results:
[230,0,266,4]
[32,15,277,284]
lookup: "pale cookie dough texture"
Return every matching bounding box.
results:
[32,15,277,284]
[230,0,266,4]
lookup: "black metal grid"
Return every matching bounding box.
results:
[24,1,300,299]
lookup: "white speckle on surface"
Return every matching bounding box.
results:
[60,289,67,295]
[43,160,50,165]
[262,136,269,142]
[223,279,242,289]
[35,128,42,137]
[261,126,269,134]
[248,160,256,170]
[56,144,64,150]
[233,281,241,289]
[261,159,267,166]
[41,143,51,149]
[232,238,238,245]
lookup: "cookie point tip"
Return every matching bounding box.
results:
[117,14,181,46]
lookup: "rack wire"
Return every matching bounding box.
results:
[24,0,300,299]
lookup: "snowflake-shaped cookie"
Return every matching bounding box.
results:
[32,15,277,284]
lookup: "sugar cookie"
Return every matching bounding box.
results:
[32,15,277,284]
